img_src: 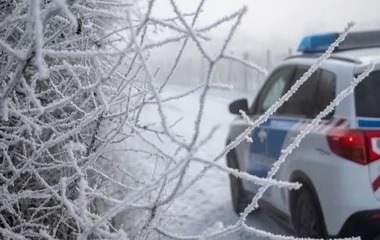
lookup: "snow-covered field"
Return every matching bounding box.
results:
[137,84,286,239]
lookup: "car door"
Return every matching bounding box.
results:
[267,65,322,213]
[243,66,295,201]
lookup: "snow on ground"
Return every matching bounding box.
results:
[137,84,287,239]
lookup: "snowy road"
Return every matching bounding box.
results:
[139,84,286,239]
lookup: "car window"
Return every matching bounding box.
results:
[314,70,336,119]
[262,77,286,111]
[355,70,380,118]
[282,66,320,118]
[253,67,294,114]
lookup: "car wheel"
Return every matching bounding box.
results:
[227,153,256,215]
[374,234,380,240]
[294,187,325,238]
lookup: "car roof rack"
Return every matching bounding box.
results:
[284,53,361,64]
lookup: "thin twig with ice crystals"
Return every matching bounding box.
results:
[0,0,371,240]
[155,60,370,240]
[153,22,369,240]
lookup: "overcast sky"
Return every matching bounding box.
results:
[151,0,380,48]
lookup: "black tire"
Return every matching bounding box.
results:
[374,234,380,240]
[293,187,326,238]
[227,152,257,215]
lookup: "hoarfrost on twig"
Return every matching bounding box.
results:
[0,0,369,239]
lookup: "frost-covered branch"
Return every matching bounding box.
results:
[0,0,368,239]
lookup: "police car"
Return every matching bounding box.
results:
[226,30,380,240]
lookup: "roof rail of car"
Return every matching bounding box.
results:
[284,53,361,64]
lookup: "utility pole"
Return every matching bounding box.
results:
[288,48,293,57]
[227,55,233,85]
[266,49,272,71]
[199,56,205,84]
[243,51,249,91]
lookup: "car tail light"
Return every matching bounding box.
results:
[327,129,380,165]
[363,130,380,162]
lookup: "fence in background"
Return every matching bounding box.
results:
[155,48,293,93]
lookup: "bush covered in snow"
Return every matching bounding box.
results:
[0,0,375,239]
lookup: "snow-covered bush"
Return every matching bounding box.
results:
[0,0,152,238]
[0,0,375,239]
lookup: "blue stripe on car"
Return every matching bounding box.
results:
[267,119,299,160]
[247,117,300,196]
[358,119,380,128]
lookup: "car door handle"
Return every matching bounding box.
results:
[258,129,267,142]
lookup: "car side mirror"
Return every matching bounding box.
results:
[229,98,249,115]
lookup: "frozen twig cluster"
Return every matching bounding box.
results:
[151,21,372,240]
[0,0,372,240]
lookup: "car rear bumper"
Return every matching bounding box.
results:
[334,209,380,240]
